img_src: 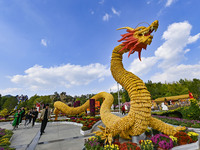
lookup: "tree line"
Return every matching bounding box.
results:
[0,78,199,112]
[145,78,200,100]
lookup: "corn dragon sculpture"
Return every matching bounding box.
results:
[54,20,184,144]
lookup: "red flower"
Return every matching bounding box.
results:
[174,131,192,145]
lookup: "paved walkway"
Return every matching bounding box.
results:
[0,121,92,150]
[0,113,124,150]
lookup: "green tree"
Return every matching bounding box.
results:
[0,96,8,110]
[0,108,9,118]
[35,95,53,107]
[17,101,28,109]
[26,94,40,109]
[2,96,18,111]
[0,94,2,110]
[188,78,200,100]
[111,92,119,106]
[122,89,130,103]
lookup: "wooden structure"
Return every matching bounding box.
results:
[154,94,189,104]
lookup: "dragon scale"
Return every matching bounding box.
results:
[110,45,152,137]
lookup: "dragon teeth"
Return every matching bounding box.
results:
[154,27,157,32]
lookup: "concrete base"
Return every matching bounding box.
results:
[131,133,146,144]
[172,141,199,150]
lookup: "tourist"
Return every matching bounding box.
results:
[121,105,126,115]
[12,109,21,130]
[28,108,33,124]
[40,104,51,136]
[32,108,38,127]
[24,111,31,127]
[20,107,25,124]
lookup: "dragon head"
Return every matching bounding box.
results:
[117,20,159,60]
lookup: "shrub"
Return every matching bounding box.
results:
[119,142,140,150]
[145,128,152,137]
[104,144,119,150]
[0,138,10,146]
[84,136,103,150]
[187,132,199,142]
[153,99,200,120]
[139,140,154,150]
[152,129,160,136]
[191,124,200,128]
[169,136,178,147]
[81,126,89,131]
[151,134,173,149]
[174,132,192,145]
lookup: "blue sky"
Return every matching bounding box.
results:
[0,0,200,97]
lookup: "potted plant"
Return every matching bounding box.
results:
[139,140,154,150]
[144,128,152,139]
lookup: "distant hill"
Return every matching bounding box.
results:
[4,95,14,98]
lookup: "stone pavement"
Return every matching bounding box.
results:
[0,121,92,150]
[0,112,123,150]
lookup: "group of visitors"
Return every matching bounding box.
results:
[24,107,38,128]
[12,104,51,136]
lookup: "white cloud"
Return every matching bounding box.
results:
[103,13,111,21]
[109,83,122,93]
[188,33,200,44]
[128,57,158,76]
[99,0,104,4]
[151,64,200,82]
[184,49,190,54]
[10,63,110,92]
[165,0,175,7]
[147,1,151,4]
[127,21,200,83]
[41,39,47,47]
[0,88,21,96]
[91,11,94,15]
[155,21,193,68]
[98,77,105,82]
[111,7,120,16]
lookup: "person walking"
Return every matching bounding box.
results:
[28,108,33,124]
[19,107,25,124]
[32,108,38,127]
[121,105,126,115]
[24,111,31,128]
[12,109,20,130]
[40,104,51,136]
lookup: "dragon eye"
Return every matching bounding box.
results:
[138,34,143,36]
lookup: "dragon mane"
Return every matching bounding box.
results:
[118,29,147,60]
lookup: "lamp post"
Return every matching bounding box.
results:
[117,82,120,113]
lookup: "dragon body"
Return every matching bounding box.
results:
[54,20,184,143]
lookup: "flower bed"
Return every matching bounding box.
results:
[152,115,200,128]
[152,98,200,120]
[84,128,199,150]
[66,115,101,131]
[0,128,14,150]
[0,117,14,122]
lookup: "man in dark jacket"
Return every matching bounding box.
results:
[32,108,38,127]
[19,107,25,124]
[40,104,51,136]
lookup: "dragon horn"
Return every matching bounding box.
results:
[117,27,134,31]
